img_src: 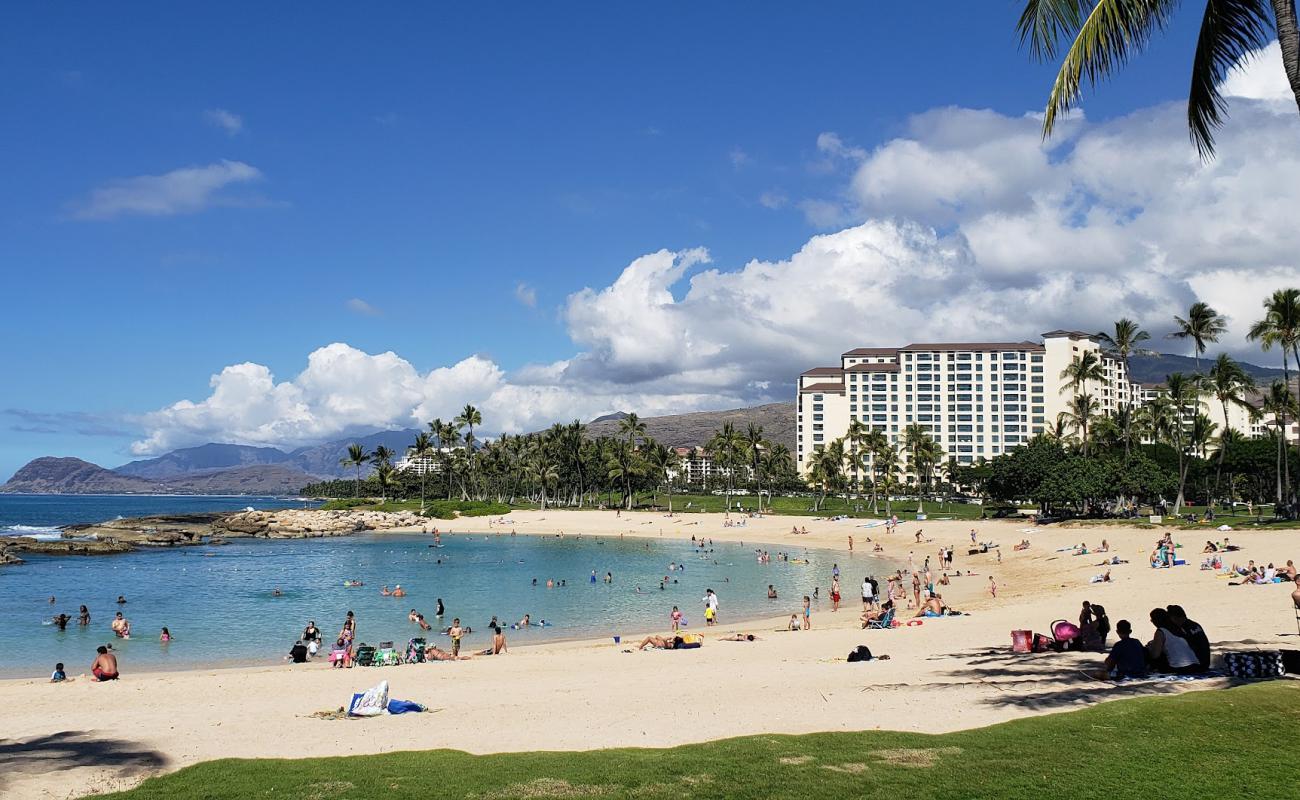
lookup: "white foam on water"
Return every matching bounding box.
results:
[1,524,63,540]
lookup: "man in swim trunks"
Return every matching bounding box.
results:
[449,618,463,656]
[110,612,130,639]
[91,645,118,681]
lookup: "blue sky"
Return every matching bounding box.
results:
[6,2,1296,479]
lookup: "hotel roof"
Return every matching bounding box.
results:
[899,341,1045,352]
[841,347,898,357]
[844,362,900,372]
[800,366,844,377]
[1041,329,1100,341]
[799,382,846,393]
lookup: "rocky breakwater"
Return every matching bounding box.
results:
[214,509,425,538]
[62,513,223,548]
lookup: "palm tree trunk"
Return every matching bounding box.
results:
[1215,398,1229,504]
[1272,0,1300,115]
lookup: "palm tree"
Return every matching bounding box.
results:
[1249,288,1300,502]
[1164,373,1199,514]
[1017,0,1300,159]
[1060,350,1107,395]
[1064,393,1100,456]
[438,421,463,499]
[408,432,436,514]
[371,445,395,467]
[374,461,396,504]
[844,419,868,502]
[1205,353,1258,497]
[873,444,901,516]
[605,438,640,510]
[743,423,766,511]
[862,429,889,513]
[339,443,370,499]
[807,439,845,512]
[1097,319,1153,455]
[455,404,483,496]
[645,442,677,512]
[1168,302,1228,372]
[901,424,937,514]
[525,454,560,510]
[1261,381,1297,507]
[618,413,647,446]
[706,422,745,512]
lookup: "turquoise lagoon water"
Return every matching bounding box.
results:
[1,527,891,677]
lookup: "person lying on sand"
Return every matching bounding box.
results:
[719,633,759,641]
[424,645,470,661]
[637,634,685,650]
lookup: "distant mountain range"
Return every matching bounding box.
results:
[2,353,1279,494]
[1127,352,1283,384]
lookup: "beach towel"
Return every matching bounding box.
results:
[348,680,389,717]
[386,699,426,714]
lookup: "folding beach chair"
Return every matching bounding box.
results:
[866,608,895,630]
[353,644,377,667]
[406,638,427,663]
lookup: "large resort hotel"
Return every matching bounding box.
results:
[795,330,1266,476]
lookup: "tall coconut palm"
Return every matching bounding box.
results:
[1060,350,1107,395]
[1248,288,1300,502]
[618,413,647,446]
[408,432,436,514]
[1261,380,1297,507]
[1164,373,1199,514]
[744,423,766,511]
[844,419,868,501]
[374,461,396,504]
[1064,393,1100,456]
[862,429,889,513]
[371,445,395,468]
[873,444,901,516]
[706,422,745,512]
[901,424,936,514]
[455,404,483,496]
[1017,0,1300,159]
[1097,318,1153,455]
[526,454,560,510]
[807,439,845,512]
[645,441,677,512]
[438,421,463,499]
[605,438,640,510]
[1205,353,1258,496]
[1168,302,1228,372]
[339,443,370,499]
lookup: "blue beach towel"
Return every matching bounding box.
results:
[386,699,426,714]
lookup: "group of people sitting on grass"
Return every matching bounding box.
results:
[1095,605,1211,679]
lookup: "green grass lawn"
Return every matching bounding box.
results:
[95,681,1299,800]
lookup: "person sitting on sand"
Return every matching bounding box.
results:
[1203,540,1219,553]
[90,645,118,681]
[788,614,803,631]
[51,662,67,683]
[288,640,308,663]
[1167,605,1211,671]
[329,638,347,668]
[637,634,685,650]
[1013,539,1030,551]
[719,633,759,641]
[1146,608,1202,674]
[477,626,507,655]
[1281,560,1298,581]
[914,596,946,618]
[1097,620,1147,680]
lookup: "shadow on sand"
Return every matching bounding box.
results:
[0,730,168,791]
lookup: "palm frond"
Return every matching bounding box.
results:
[1043,0,1180,136]
[1018,0,1092,60]
[1188,0,1273,158]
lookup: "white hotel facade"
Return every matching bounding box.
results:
[795,330,1265,477]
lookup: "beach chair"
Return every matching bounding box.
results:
[406,638,427,664]
[866,608,895,630]
[375,645,401,666]
[354,644,377,667]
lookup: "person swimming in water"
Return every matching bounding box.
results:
[436,598,445,616]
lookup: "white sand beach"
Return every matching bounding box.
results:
[4,509,1298,799]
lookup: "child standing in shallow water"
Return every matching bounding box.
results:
[670,606,682,631]
[802,596,811,630]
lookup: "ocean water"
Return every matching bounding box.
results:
[0,494,320,539]
[0,529,890,677]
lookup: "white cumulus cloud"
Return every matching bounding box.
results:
[203,108,244,135]
[129,41,1300,454]
[73,160,263,220]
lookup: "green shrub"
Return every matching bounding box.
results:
[421,500,510,519]
[319,498,375,511]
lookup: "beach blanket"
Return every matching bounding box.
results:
[1094,671,1223,685]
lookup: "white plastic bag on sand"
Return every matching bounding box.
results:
[348,680,389,717]
[1217,525,1233,532]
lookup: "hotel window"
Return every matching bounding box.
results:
[813,395,823,402]
[813,434,824,442]
[873,414,888,422]
[813,413,823,421]
[813,424,823,431]
[1031,376,1044,383]
[1031,354,1043,362]
[813,403,823,411]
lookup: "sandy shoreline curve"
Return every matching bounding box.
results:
[4,508,1299,799]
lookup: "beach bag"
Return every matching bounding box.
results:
[846,645,874,663]
[1281,650,1300,675]
[348,680,389,717]
[1224,652,1284,680]
[1011,630,1033,653]
[1032,634,1053,653]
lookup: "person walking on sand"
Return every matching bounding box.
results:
[831,576,841,612]
[802,595,812,630]
[988,576,997,598]
[703,589,719,626]
[848,535,854,552]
